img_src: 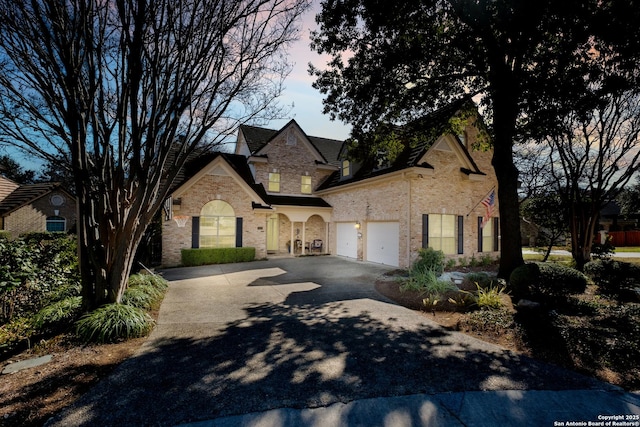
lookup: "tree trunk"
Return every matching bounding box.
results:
[76,180,148,311]
[570,201,599,271]
[491,87,525,279]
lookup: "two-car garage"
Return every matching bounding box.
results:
[335,221,399,267]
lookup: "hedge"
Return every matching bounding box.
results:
[509,262,588,301]
[181,247,255,266]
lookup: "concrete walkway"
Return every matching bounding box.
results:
[47,257,640,427]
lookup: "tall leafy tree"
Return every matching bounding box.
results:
[0,155,36,184]
[309,0,640,278]
[0,0,310,310]
[544,89,640,269]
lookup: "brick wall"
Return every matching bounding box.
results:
[321,130,499,268]
[162,174,268,266]
[253,129,334,195]
[3,193,77,238]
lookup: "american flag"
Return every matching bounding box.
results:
[481,189,495,228]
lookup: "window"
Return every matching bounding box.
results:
[200,200,236,248]
[301,175,312,194]
[478,217,499,252]
[426,214,456,254]
[268,172,280,192]
[46,216,66,232]
[341,160,350,177]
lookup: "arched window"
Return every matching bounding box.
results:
[46,216,66,232]
[200,200,235,248]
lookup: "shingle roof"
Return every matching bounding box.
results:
[239,121,344,166]
[265,195,332,208]
[317,98,483,191]
[0,182,66,215]
[239,125,278,154]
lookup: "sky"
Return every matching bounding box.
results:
[267,0,352,141]
[4,1,349,173]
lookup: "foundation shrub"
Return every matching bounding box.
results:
[181,247,255,266]
[411,247,445,276]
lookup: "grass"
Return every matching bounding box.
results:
[615,246,640,252]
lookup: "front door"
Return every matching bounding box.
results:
[267,214,279,253]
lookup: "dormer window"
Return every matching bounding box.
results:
[341,160,350,178]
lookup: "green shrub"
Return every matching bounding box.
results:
[0,231,9,240]
[474,283,508,310]
[0,316,35,349]
[181,247,255,266]
[445,258,457,269]
[458,308,515,335]
[584,259,640,297]
[401,267,456,294]
[75,304,154,343]
[123,273,168,310]
[464,272,493,289]
[0,234,79,323]
[509,262,588,301]
[412,247,445,276]
[34,296,82,328]
[457,257,468,267]
[480,254,495,266]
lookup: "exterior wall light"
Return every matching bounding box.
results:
[355,221,361,229]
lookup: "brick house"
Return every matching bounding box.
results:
[161,101,499,268]
[0,178,77,238]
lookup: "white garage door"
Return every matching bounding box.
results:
[336,222,358,259]
[366,222,399,267]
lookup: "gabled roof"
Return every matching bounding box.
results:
[0,182,69,216]
[239,119,343,166]
[0,176,19,201]
[170,151,332,209]
[171,151,269,201]
[317,98,485,191]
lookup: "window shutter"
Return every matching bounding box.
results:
[236,217,243,247]
[477,216,483,252]
[457,216,464,254]
[493,217,500,251]
[191,216,200,249]
[422,214,429,248]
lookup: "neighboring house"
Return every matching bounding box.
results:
[0,180,77,238]
[161,101,499,268]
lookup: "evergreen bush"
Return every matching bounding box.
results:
[411,247,445,276]
[509,262,588,301]
[75,304,154,343]
[181,247,255,266]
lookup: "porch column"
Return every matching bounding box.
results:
[301,222,307,255]
[325,221,329,254]
[290,221,294,254]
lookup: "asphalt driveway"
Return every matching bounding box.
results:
[47,256,626,426]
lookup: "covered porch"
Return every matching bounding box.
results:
[266,205,332,256]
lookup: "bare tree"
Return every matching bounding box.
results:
[542,89,640,269]
[0,0,309,310]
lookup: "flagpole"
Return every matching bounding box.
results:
[466,186,496,217]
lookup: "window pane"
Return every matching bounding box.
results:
[46,216,65,232]
[427,214,456,255]
[201,200,234,217]
[218,217,236,235]
[268,173,280,192]
[342,160,350,176]
[301,175,311,194]
[482,220,493,252]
